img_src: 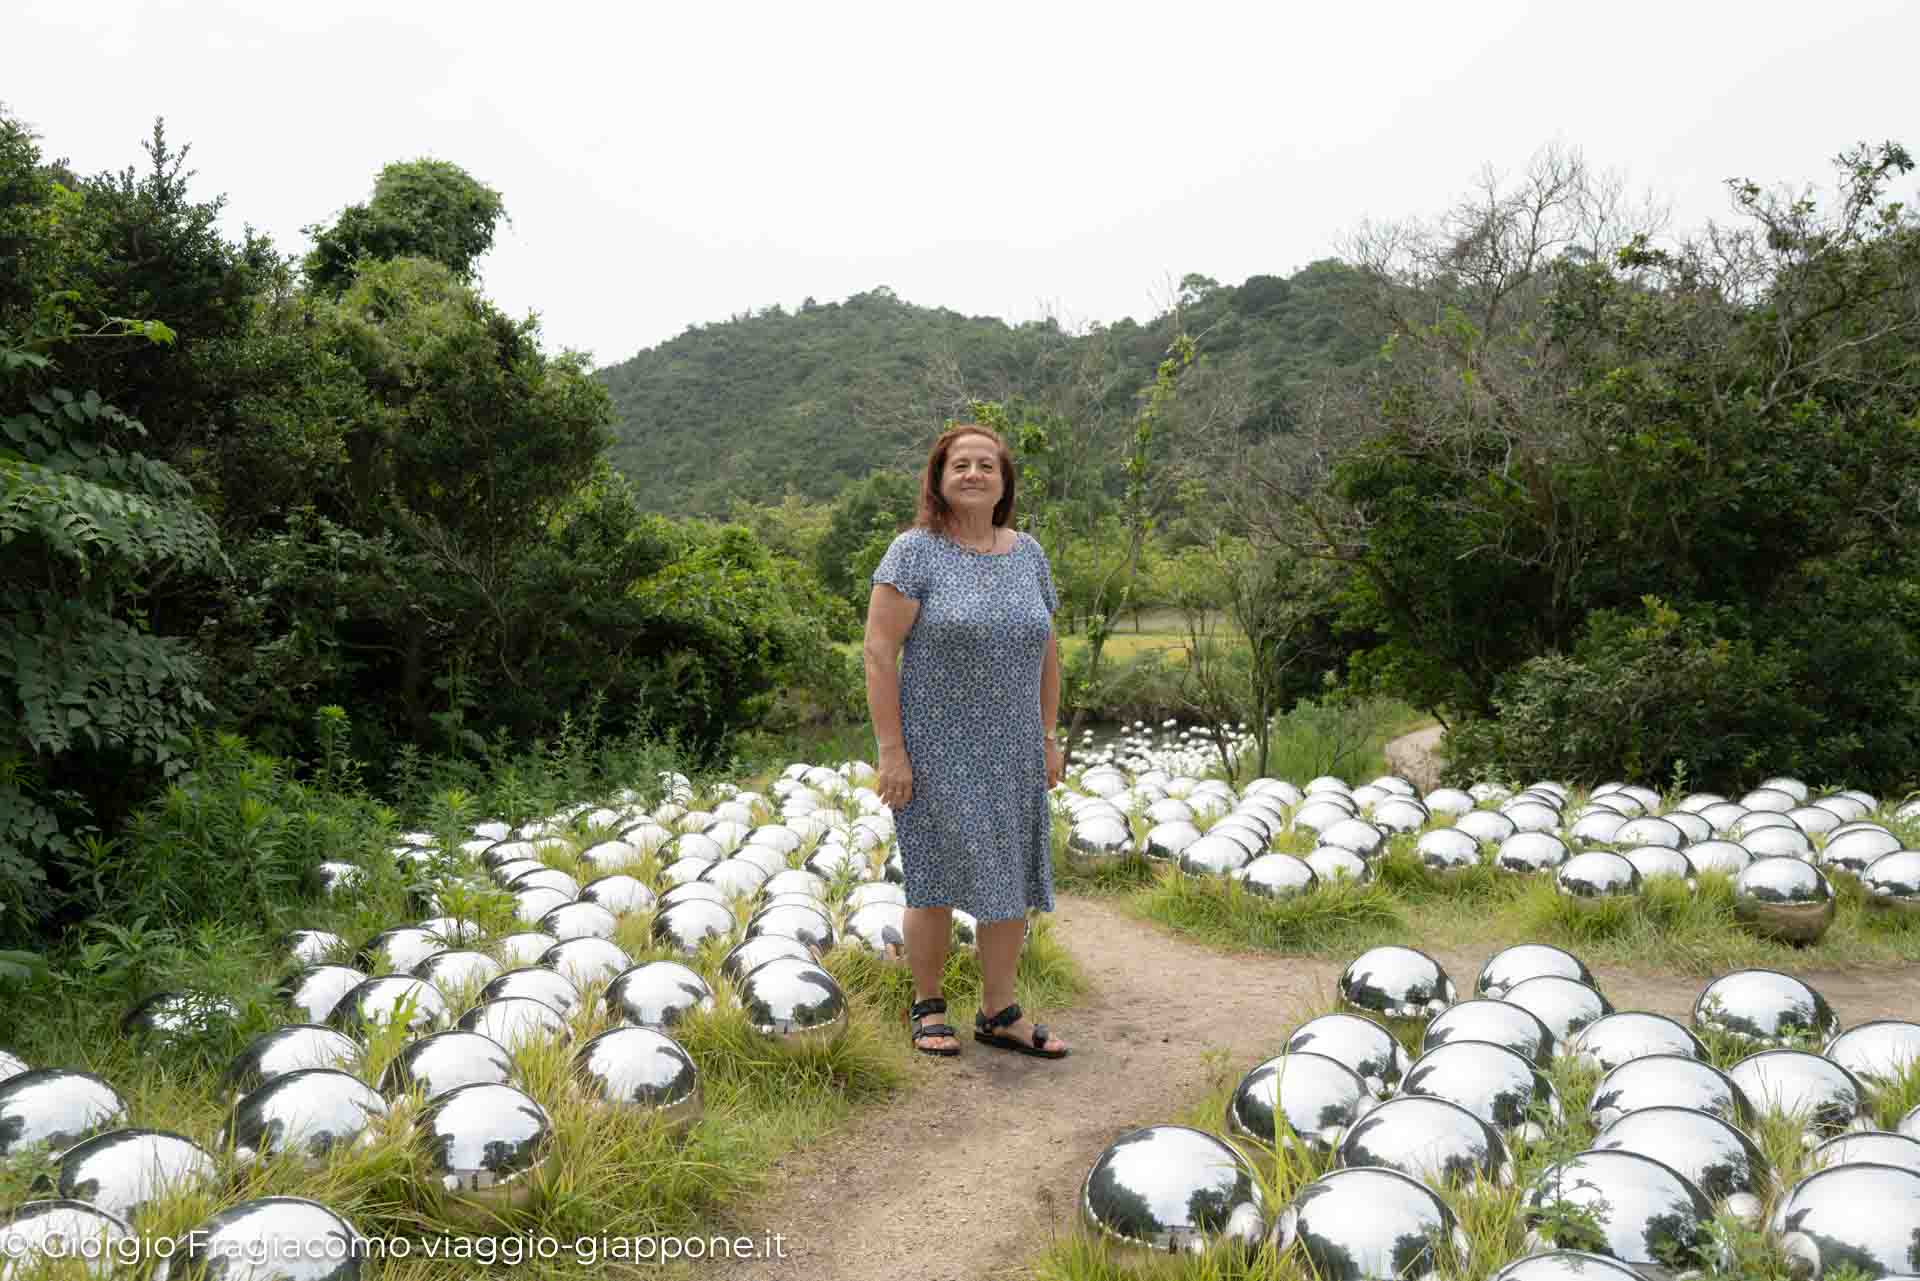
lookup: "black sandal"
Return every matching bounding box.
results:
[907,996,960,1057]
[974,1002,1069,1059]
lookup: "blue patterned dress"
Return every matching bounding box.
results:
[872,526,1058,922]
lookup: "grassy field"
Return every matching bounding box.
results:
[0,788,1082,1280]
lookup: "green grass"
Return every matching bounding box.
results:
[0,788,1084,1280]
[1116,834,1920,976]
[1029,1006,1920,1281]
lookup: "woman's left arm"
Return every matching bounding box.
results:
[1040,630,1063,785]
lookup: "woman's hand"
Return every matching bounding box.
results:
[876,744,914,810]
[1045,738,1065,788]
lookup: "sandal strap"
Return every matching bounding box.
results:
[909,996,948,1021]
[977,1002,1023,1033]
[911,1023,956,1041]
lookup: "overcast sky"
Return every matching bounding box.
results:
[11,0,1918,368]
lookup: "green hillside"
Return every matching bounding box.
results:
[595,264,1372,515]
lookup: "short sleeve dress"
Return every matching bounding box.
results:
[871,526,1059,922]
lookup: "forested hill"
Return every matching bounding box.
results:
[596,263,1370,515]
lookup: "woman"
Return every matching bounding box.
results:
[862,423,1070,1059]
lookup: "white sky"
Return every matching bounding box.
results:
[10,0,1918,368]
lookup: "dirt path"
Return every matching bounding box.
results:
[719,894,1920,1281]
[1385,723,1446,791]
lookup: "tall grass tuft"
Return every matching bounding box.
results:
[1135,873,1405,956]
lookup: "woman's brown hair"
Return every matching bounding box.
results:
[915,424,1017,535]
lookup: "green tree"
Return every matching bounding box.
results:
[304,159,506,294]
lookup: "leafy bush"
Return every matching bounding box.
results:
[1444,593,1920,791]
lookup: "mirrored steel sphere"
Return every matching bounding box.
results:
[311,861,365,898]
[0,1070,129,1159]
[1144,819,1201,861]
[1502,975,1614,1047]
[50,1128,218,1222]
[1339,947,1456,1023]
[457,997,571,1052]
[1554,851,1641,907]
[1069,814,1133,859]
[1320,818,1386,860]
[1747,824,1819,862]
[651,898,736,954]
[1503,802,1563,835]
[746,902,836,954]
[738,957,847,1047]
[1286,1013,1410,1099]
[1237,854,1316,900]
[1700,801,1748,833]
[224,1025,361,1101]
[326,975,449,1039]
[1622,845,1695,887]
[379,1029,513,1101]
[606,961,714,1029]
[699,859,771,900]
[1570,811,1628,847]
[1372,798,1430,835]
[0,1199,133,1278]
[1223,1052,1372,1155]
[284,929,347,967]
[412,949,504,995]
[355,927,443,975]
[0,1050,23,1084]
[1305,845,1372,884]
[1734,858,1835,943]
[1525,1149,1715,1274]
[1337,1094,1513,1188]
[223,1068,387,1166]
[1496,832,1571,875]
[1769,1162,1920,1280]
[1686,840,1753,877]
[1727,1050,1867,1135]
[1488,1251,1645,1280]
[1734,810,1797,841]
[153,1197,366,1281]
[1423,787,1474,816]
[1666,811,1714,845]
[1273,1166,1466,1280]
[762,868,828,902]
[721,936,814,987]
[508,866,579,899]
[1810,1130,1920,1175]
[1694,969,1838,1049]
[572,1026,701,1136]
[1742,786,1799,813]
[414,1082,553,1228]
[538,937,630,989]
[1081,1124,1266,1258]
[1570,1012,1706,1073]
[1593,1105,1771,1223]
[480,966,581,1018]
[1177,834,1252,877]
[1864,850,1920,913]
[1402,1040,1562,1141]
[1415,828,1481,874]
[1456,810,1519,845]
[281,964,368,1024]
[1826,1020,1920,1085]
[1588,1053,1753,1130]
[657,854,716,888]
[121,990,241,1043]
[1615,816,1683,849]
[1423,999,1556,1068]
[1477,944,1596,1000]
[844,881,907,913]
[843,901,908,960]
[538,901,619,944]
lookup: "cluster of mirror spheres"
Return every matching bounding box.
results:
[1059,768,1920,947]
[1083,933,1920,1278]
[0,764,922,1276]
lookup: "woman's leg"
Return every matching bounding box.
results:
[903,905,958,1052]
[976,914,1069,1053]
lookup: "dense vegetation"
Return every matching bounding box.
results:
[0,114,855,948]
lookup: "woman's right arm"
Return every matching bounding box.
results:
[863,582,921,809]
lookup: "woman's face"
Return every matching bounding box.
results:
[940,435,1004,518]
